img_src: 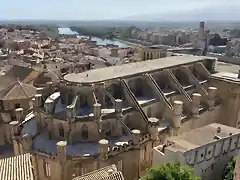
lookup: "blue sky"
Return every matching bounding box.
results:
[1,0,240,20]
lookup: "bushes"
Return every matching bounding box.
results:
[222,157,236,180]
[142,163,200,180]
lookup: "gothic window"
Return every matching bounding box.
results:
[146,53,149,60]
[81,124,88,140]
[140,146,147,161]
[43,160,51,177]
[59,124,64,138]
[75,163,86,176]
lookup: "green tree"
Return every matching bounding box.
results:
[222,157,236,180]
[142,163,200,180]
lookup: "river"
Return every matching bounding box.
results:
[58,27,131,48]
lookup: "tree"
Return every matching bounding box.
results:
[142,163,200,180]
[222,157,236,180]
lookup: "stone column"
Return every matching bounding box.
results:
[171,101,183,136]
[56,141,68,180]
[115,99,123,136]
[67,104,75,144]
[93,103,101,121]
[15,108,24,123]
[34,94,42,132]
[192,93,201,118]
[208,87,217,110]
[99,82,106,107]
[148,117,159,141]
[131,129,141,145]
[45,100,54,139]
[9,121,20,155]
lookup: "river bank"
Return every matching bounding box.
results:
[58,27,132,48]
[113,38,145,49]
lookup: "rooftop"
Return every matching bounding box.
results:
[0,153,34,180]
[73,164,124,180]
[211,72,240,84]
[64,55,212,84]
[166,123,240,152]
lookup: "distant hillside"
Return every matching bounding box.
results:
[124,6,240,22]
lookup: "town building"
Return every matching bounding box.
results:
[140,45,168,61]
[153,123,240,180]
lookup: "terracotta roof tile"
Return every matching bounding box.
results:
[73,165,124,180]
[0,153,34,180]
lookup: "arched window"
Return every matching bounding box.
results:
[81,124,88,140]
[43,160,51,177]
[59,124,64,138]
[150,53,153,60]
[146,53,149,60]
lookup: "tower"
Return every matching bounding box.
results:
[198,21,205,40]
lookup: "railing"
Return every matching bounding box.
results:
[119,79,149,123]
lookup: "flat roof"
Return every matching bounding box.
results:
[64,55,211,84]
[211,72,240,83]
[166,123,240,152]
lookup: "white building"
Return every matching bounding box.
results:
[153,123,240,180]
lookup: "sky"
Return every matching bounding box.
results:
[1,0,240,20]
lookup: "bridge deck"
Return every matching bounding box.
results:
[64,55,213,84]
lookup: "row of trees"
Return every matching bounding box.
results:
[69,26,137,39]
[69,26,115,39]
[143,158,237,180]
[142,163,200,180]
[0,24,58,33]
